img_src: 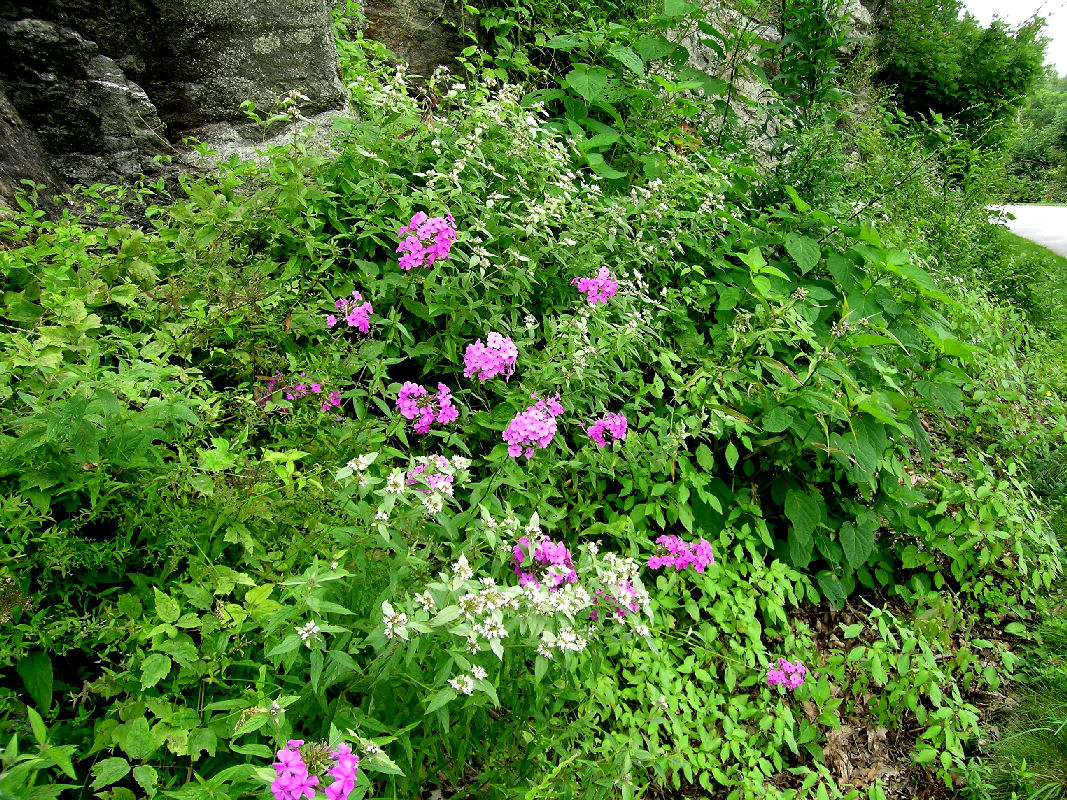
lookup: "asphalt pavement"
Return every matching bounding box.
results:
[993,204,1067,258]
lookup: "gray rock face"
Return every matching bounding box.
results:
[0,0,347,208]
[0,87,67,212]
[363,0,469,79]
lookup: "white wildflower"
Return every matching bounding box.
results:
[453,554,474,582]
[414,591,435,612]
[385,470,406,494]
[471,665,487,681]
[297,620,321,643]
[449,675,475,695]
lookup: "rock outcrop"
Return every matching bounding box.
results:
[0,0,347,210]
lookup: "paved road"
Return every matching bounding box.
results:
[993,204,1067,258]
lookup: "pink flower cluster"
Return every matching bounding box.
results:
[586,413,628,447]
[271,740,359,800]
[512,536,578,590]
[503,393,563,458]
[397,211,457,270]
[591,581,640,621]
[325,743,359,800]
[647,535,715,573]
[326,291,373,333]
[572,267,618,305]
[396,382,459,433]
[407,456,454,494]
[767,658,807,692]
[463,332,518,381]
[261,372,343,414]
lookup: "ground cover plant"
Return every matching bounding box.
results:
[2,4,1067,800]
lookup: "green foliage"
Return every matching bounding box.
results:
[0,21,1064,800]
[873,0,1045,135]
[1004,70,1067,202]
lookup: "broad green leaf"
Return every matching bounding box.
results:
[17,651,52,713]
[784,488,822,538]
[663,0,698,16]
[787,529,813,569]
[607,44,645,76]
[141,653,172,690]
[123,716,157,760]
[91,757,131,789]
[762,406,793,434]
[784,234,820,274]
[839,521,875,569]
[817,573,847,607]
[153,588,180,623]
[637,34,675,62]
[565,65,611,104]
[585,152,627,179]
[133,765,158,797]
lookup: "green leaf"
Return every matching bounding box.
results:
[839,521,875,569]
[695,443,715,471]
[26,706,48,746]
[585,152,627,179]
[17,652,52,713]
[784,234,820,274]
[91,757,131,789]
[724,442,739,470]
[607,44,645,76]
[763,406,794,434]
[141,653,172,690]
[425,688,457,714]
[565,65,611,104]
[788,528,813,569]
[123,716,157,760]
[153,588,180,624]
[663,0,697,16]
[784,488,821,538]
[817,573,846,607]
[133,765,158,797]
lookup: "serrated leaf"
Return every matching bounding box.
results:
[763,406,793,434]
[607,44,644,76]
[784,234,820,274]
[141,653,172,690]
[123,716,157,760]
[585,152,627,179]
[153,588,180,623]
[839,521,875,569]
[695,443,714,470]
[788,528,813,569]
[565,65,611,104]
[784,488,822,538]
[17,651,52,713]
[91,757,131,789]
[133,765,158,797]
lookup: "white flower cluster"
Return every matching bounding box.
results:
[296,620,321,644]
[381,601,408,640]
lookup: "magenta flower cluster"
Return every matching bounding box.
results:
[512,536,578,590]
[407,456,454,494]
[397,211,457,270]
[572,266,618,305]
[270,740,359,800]
[586,412,628,448]
[591,581,640,621]
[326,290,373,333]
[503,393,563,458]
[261,372,342,414]
[396,382,459,434]
[647,535,715,573]
[463,331,518,381]
[767,658,807,692]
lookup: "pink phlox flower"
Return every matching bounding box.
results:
[587,412,628,447]
[647,535,715,573]
[512,535,577,590]
[464,331,519,381]
[397,382,459,433]
[503,393,562,459]
[270,742,319,800]
[397,211,457,270]
[325,743,360,800]
[591,580,640,622]
[571,266,618,305]
[320,390,342,413]
[328,290,373,333]
[767,658,807,691]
